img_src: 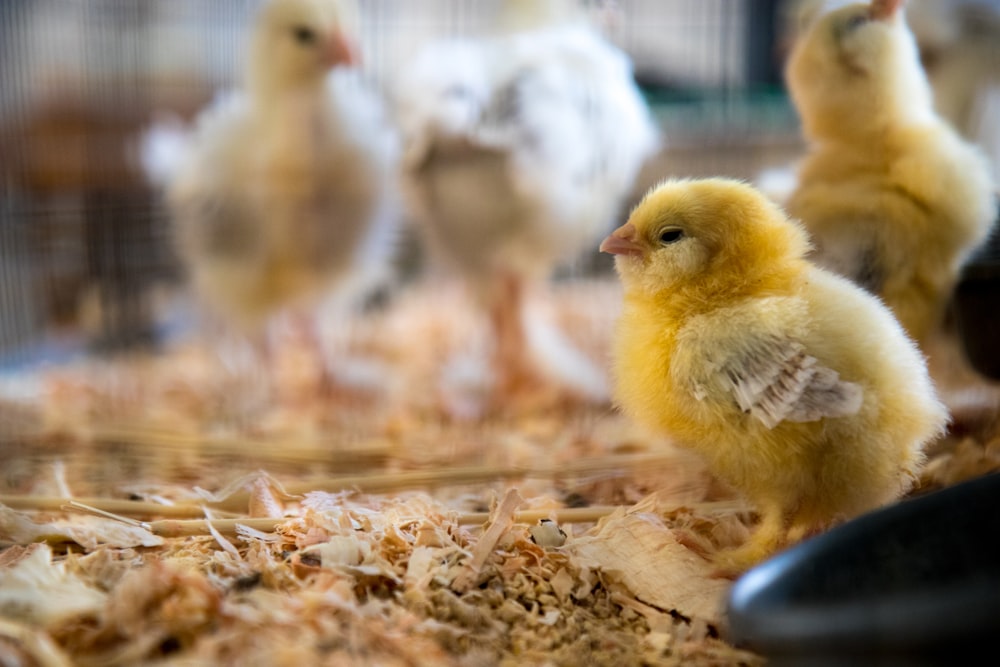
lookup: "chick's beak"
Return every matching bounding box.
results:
[326,28,359,67]
[600,222,644,258]
[869,0,902,21]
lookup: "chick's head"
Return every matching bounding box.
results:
[600,178,812,302]
[250,0,360,92]
[786,0,933,141]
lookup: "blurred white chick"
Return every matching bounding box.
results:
[394,0,659,407]
[164,0,398,398]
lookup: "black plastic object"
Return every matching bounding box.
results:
[953,210,1000,380]
[725,473,1000,666]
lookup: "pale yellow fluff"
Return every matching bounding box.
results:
[784,0,997,347]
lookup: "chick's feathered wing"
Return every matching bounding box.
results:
[677,299,864,430]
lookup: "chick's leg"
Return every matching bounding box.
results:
[284,308,355,403]
[786,502,836,545]
[487,271,610,407]
[713,501,789,577]
[489,272,535,397]
[207,320,273,429]
[295,303,387,407]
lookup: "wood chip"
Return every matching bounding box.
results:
[0,617,74,667]
[0,504,163,550]
[452,488,524,593]
[0,544,107,627]
[565,507,731,625]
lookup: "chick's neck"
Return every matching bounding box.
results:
[803,96,938,151]
[797,48,937,147]
[248,65,329,109]
[626,260,807,324]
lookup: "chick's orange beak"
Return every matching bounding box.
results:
[600,222,644,258]
[869,0,902,21]
[326,28,359,67]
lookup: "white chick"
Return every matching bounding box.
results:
[165,0,398,399]
[394,0,659,406]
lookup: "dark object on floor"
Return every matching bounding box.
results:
[725,472,1000,666]
[954,209,1000,380]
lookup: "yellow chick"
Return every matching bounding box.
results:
[166,0,398,399]
[601,178,948,573]
[784,0,997,347]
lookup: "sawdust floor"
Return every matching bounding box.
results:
[1,278,999,666]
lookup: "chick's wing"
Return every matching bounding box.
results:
[719,336,862,429]
[174,188,259,261]
[676,300,863,430]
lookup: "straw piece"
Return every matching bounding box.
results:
[456,501,742,526]
[145,518,284,538]
[90,422,392,467]
[138,500,742,538]
[280,452,685,496]
[0,496,214,519]
[1,494,742,536]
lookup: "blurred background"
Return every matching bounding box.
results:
[0,0,997,368]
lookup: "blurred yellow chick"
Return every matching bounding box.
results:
[784,0,997,347]
[165,0,398,401]
[601,178,948,574]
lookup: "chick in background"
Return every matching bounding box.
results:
[776,0,1000,182]
[394,0,659,412]
[602,178,948,574]
[783,0,997,348]
[161,0,399,405]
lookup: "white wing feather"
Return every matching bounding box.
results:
[720,337,863,430]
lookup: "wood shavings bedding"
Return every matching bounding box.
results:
[1,278,998,665]
[0,486,755,665]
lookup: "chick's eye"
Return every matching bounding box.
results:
[844,13,869,31]
[658,228,684,245]
[292,26,316,45]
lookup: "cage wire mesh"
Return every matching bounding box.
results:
[0,0,801,368]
